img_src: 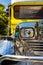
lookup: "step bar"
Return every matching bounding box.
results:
[0,55,43,63]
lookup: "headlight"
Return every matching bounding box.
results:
[20,27,35,39]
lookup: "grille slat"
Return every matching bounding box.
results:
[30,46,43,47]
[29,43,43,45]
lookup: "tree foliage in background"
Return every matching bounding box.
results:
[0,4,8,35]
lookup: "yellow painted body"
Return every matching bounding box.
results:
[9,2,43,35]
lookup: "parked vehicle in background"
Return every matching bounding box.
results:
[0,36,14,56]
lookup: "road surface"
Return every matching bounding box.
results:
[1,61,43,65]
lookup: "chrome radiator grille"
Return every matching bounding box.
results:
[26,40,43,56]
[16,39,43,56]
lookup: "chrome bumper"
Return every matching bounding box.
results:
[0,55,43,63]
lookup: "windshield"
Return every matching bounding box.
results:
[14,5,43,19]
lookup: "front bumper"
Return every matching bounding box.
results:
[0,55,43,63]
